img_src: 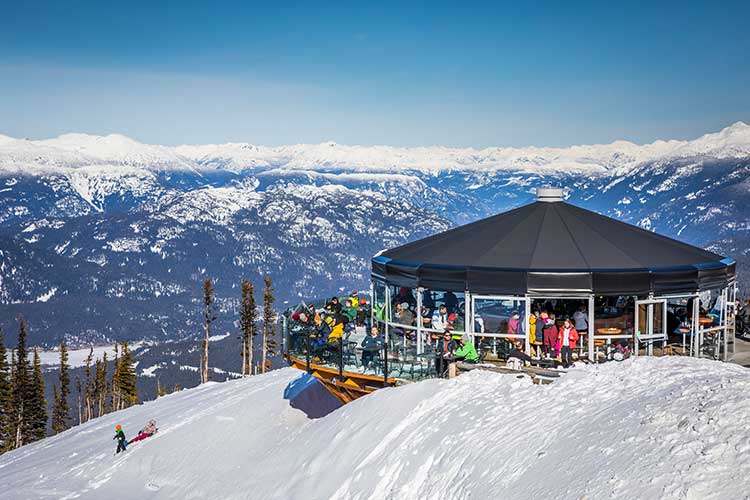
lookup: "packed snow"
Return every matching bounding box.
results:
[1,357,748,499]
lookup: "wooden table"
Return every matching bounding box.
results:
[596,328,625,350]
[698,317,714,326]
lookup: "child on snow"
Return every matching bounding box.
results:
[128,419,158,445]
[113,425,127,454]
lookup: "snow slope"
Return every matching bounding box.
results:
[1,358,749,500]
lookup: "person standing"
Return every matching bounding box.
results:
[573,304,588,353]
[557,317,579,368]
[113,425,127,454]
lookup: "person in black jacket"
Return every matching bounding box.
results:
[435,330,457,377]
[113,425,127,454]
[361,326,383,368]
[326,297,343,315]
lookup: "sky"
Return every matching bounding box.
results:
[0,0,749,148]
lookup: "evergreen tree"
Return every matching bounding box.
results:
[111,344,121,411]
[74,376,82,425]
[51,340,71,434]
[261,277,277,374]
[10,315,33,449]
[29,349,47,441]
[0,328,11,452]
[240,279,257,376]
[201,279,216,384]
[92,352,109,417]
[117,342,137,408]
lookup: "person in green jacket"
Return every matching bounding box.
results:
[341,299,357,323]
[453,334,479,363]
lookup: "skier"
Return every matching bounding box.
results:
[128,419,158,445]
[113,425,127,454]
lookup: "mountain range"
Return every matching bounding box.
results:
[0,122,748,347]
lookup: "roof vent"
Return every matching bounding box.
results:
[535,186,564,203]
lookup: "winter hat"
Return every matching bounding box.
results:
[116,425,122,430]
[460,334,470,342]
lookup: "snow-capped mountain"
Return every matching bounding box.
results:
[0,123,748,346]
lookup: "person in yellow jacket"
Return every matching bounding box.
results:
[529,310,540,357]
[327,317,345,343]
[529,311,538,344]
[348,290,360,310]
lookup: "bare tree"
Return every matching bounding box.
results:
[201,279,216,384]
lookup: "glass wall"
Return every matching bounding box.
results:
[472,296,526,359]
[591,296,635,361]
[698,287,729,360]
[664,295,696,355]
[421,289,466,334]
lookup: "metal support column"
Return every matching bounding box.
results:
[722,287,729,361]
[384,286,390,386]
[524,294,531,356]
[417,287,424,354]
[588,295,595,362]
[465,289,471,342]
[690,297,701,357]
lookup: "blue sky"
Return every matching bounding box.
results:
[1,0,748,147]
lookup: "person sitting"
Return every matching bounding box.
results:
[507,311,522,335]
[325,314,344,344]
[557,317,579,368]
[128,419,158,444]
[348,290,360,310]
[361,326,383,368]
[507,341,533,370]
[341,299,358,332]
[435,330,457,376]
[326,297,342,315]
[431,305,449,332]
[453,334,479,363]
[611,340,632,361]
[314,313,332,343]
[356,300,369,327]
[397,302,414,326]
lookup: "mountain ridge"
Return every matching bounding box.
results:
[2,122,749,175]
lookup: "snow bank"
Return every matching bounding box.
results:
[1,358,749,499]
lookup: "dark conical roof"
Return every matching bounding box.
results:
[372,200,735,295]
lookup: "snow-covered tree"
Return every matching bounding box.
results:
[0,328,11,452]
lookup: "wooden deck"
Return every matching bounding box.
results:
[288,355,396,404]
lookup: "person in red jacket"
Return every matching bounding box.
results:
[557,316,579,368]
